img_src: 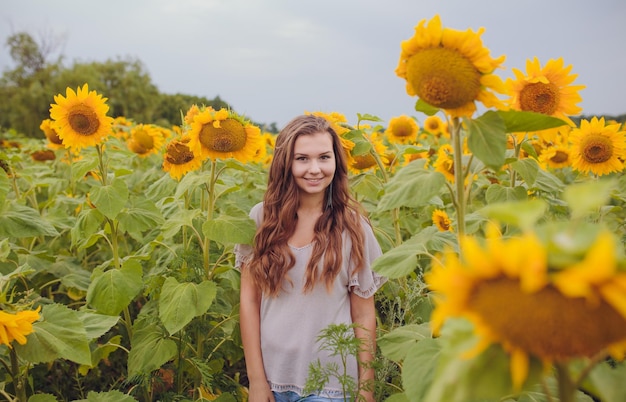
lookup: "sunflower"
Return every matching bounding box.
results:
[40,119,64,149]
[425,226,626,390]
[349,133,388,174]
[423,115,447,137]
[49,84,114,150]
[433,144,455,182]
[162,136,203,180]
[538,143,572,169]
[127,124,166,157]
[569,117,626,176]
[506,58,585,126]
[112,116,133,139]
[385,115,419,145]
[396,15,506,117]
[0,307,41,347]
[187,107,263,163]
[31,150,56,162]
[184,104,202,126]
[432,209,453,232]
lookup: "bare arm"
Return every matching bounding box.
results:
[240,267,274,402]
[350,293,377,402]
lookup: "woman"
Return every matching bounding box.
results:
[236,115,386,401]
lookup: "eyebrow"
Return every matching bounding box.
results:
[294,151,333,157]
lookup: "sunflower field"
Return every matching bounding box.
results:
[1,13,626,402]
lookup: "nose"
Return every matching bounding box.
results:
[309,160,321,174]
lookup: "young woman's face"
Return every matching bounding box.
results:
[291,131,336,199]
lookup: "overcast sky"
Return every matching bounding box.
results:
[2,0,625,128]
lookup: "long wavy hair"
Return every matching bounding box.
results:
[249,114,366,296]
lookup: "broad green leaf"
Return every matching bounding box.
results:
[485,184,528,204]
[161,208,202,239]
[70,157,99,182]
[563,179,616,219]
[403,338,441,402]
[384,394,410,402]
[372,227,456,278]
[378,161,446,211]
[379,323,432,362]
[88,178,129,220]
[466,111,507,170]
[16,304,91,365]
[159,277,218,335]
[497,110,567,133]
[87,259,143,316]
[533,168,565,193]
[117,196,164,236]
[478,199,547,231]
[0,203,59,238]
[583,360,626,402]
[351,173,383,201]
[0,168,8,210]
[357,113,383,123]
[203,215,256,245]
[71,208,105,249]
[76,311,120,339]
[128,319,177,377]
[77,390,138,402]
[415,99,440,116]
[27,394,58,402]
[344,129,373,156]
[511,158,540,187]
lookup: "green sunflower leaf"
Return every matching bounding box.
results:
[128,318,177,377]
[563,179,617,220]
[415,99,440,116]
[378,160,446,211]
[159,277,217,335]
[203,215,256,245]
[466,111,507,170]
[0,203,59,238]
[88,178,129,220]
[497,110,568,133]
[87,259,143,316]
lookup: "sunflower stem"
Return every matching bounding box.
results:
[10,347,27,402]
[451,117,466,240]
[555,362,575,402]
[203,159,217,279]
[369,145,402,246]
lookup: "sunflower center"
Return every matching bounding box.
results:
[199,118,247,153]
[518,82,560,115]
[392,122,415,138]
[551,150,569,164]
[580,134,614,164]
[134,129,155,150]
[49,129,63,144]
[165,141,195,165]
[405,47,481,109]
[352,154,377,170]
[469,278,626,360]
[68,104,101,136]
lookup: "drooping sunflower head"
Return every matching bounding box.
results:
[187,107,263,163]
[40,119,64,149]
[385,115,419,145]
[396,15,507,117]
[426,224,626,390]
[127,124,166,157]
[49,84,114,150]
[433,144,455,182]
[162,136,203,180]
[432,209,453,232]
[569,117,626,176]
[348,133,388,174]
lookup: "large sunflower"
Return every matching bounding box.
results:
[396,15,506,117]
[425,227,626,390]
[49,84,114,150]
[506,58,585,126]
[385,115,419,145]
[162,137,203,180]
[187,107,263,163]
[127,124,166,157]
[569,117,626,176]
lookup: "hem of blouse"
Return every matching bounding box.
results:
[268,382,347,398]
[348,275,388,298]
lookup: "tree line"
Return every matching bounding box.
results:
[0,32,278,138]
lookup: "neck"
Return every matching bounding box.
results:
[298,194,324,215]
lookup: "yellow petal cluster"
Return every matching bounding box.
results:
[0,307,41,347]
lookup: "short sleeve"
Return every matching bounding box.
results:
[233,202,264,270]
[348,218,387,298]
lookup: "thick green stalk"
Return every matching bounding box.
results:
[556,363,575,402]
[203,159,217,279]
[451,117,466,238]
[10,347,27,402]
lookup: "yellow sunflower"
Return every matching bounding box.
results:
[385,115,419,145]
[49,84,114,150]
[0,307,41,347]
[432,209,453,232]
[433,144,455,182]
[127,124,166,157]
[506,57,585,126]
[425,227,626,390]
[162,137,203,180]
[349,133,388,174]
[569,117,626,176]
[112,116,133,139]
[423,115,447,137]
[187,107,263,163]
[538,143,572,169]
[40,119,65,149]
[184,104,202,126]
[396,15,506,117]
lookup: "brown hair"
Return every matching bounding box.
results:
[248,114,366,296]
